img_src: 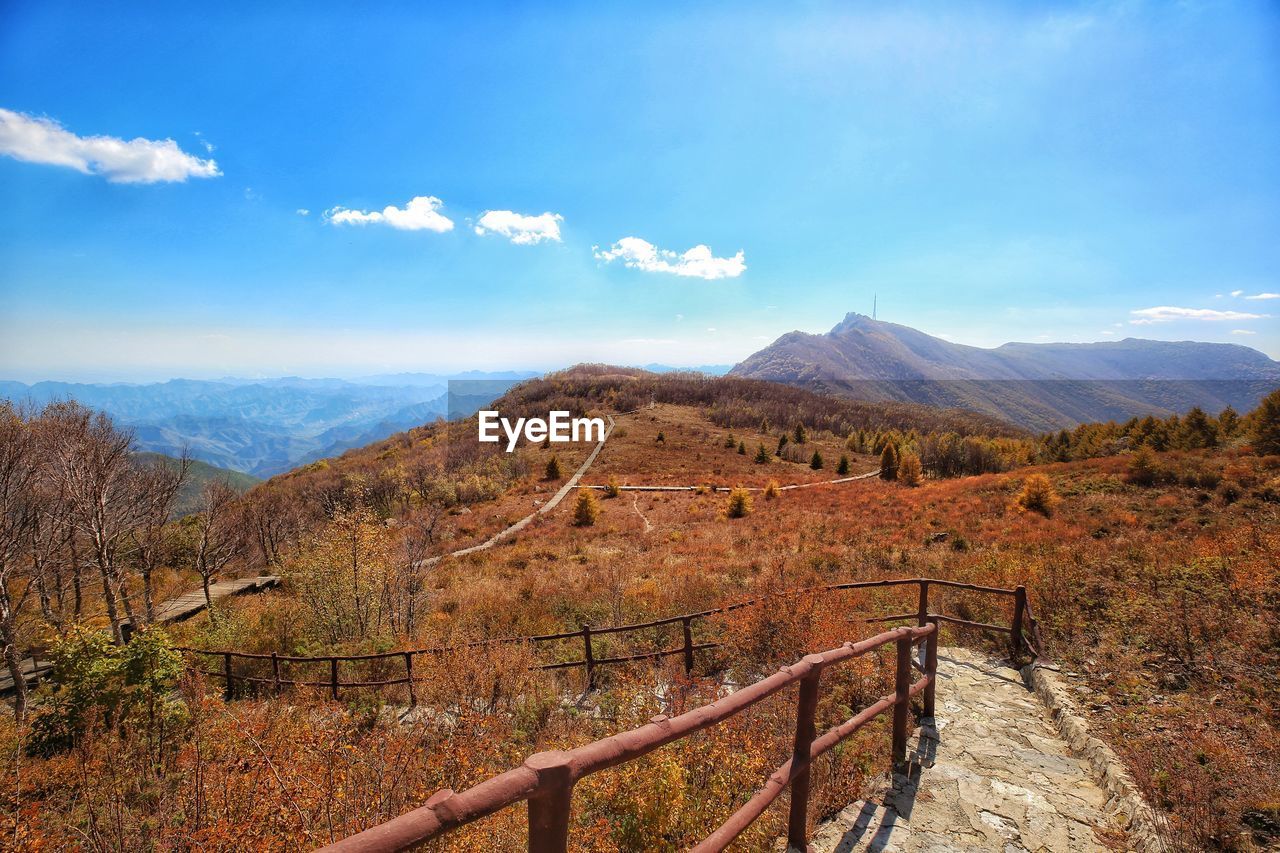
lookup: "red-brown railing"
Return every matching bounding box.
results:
[296,578,1037,852]
[177,577,1039,702]
[319,621,941,853]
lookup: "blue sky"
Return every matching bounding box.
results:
[1,0,1278,381]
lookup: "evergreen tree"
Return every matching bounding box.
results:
[836,454,850,475]
[1179,407,1217,449]
[754,444,771,464]
[879,444,899,481]
[655,431,665,444]
[793,423,807,444]
[545,455,563,480]
[1250,388,1280,455]
[898,451,923,487]
[809,450,823,470]
[1217,406,1240,440]
[776,435,788,456]
[724,433,737,448]
[737,441,747,455]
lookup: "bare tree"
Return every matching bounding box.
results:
[130,453,189,624]
[193,480,240,617]
[0,402,40,719]
[41,402,145,644]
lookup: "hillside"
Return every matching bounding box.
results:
[6,381,1279,851]
[731,313,1280,431]
[133,452,261,517]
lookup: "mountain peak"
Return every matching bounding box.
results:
[730,311,1280,431]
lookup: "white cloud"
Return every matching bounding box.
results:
[296,208,310,216]
[1231,329,1257,335]
[706,327,718,333]
[1245,292,1279,300]
[326,195,453,232]
[1129,306,1268,325]
[473,210,562,245]
[594,237,746,280]
[1231,290,1244,297]
[0,107,220,183]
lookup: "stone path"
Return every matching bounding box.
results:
[810,648,1129,852]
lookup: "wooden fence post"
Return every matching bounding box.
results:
[786,659,823,851]
[681,616,694,674]
[404,652,416,707]
[1011,585,1027,658]
[223,652,234,701]
[892,634,912,766]
[330,657,340,701]
[581,624,595,691]
[924,617,939,718]
[526,752,574,853]
[916,580,931,670]
[271,652,281,694]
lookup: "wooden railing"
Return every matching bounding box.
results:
[177,577,1041,703]
[318,621,944,852]
[205,578,1038,852]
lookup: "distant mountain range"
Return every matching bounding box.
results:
[0,372,536,476]
[731,313,1280,432]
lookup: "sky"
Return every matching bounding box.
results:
[1,0,1278,382]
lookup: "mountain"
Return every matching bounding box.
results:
[731,313,1280,432]
[133,452,261,517]
[0,373,536,476]
[637,363,734,375]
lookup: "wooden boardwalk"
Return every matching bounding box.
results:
[0,574,280,695]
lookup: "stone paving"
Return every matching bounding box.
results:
[809,648,1129,852]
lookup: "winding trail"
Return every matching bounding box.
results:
[416,414,616,567]
[630,493,653,533]
[420,410,882,565]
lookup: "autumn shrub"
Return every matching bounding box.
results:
[604,475,622,498]
[1125,446,1162,486]
[574,489,600,526]
[28,626,186,759]
[1013,473,1059,516]
[726,487,752,518]
[763,480,780,500]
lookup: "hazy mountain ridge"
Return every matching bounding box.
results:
[731,314,1280,431]
[132,452,261,517]
[0,373,536,476]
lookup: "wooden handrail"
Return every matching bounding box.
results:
[177,577,1035,699]
[317,621,942,853]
